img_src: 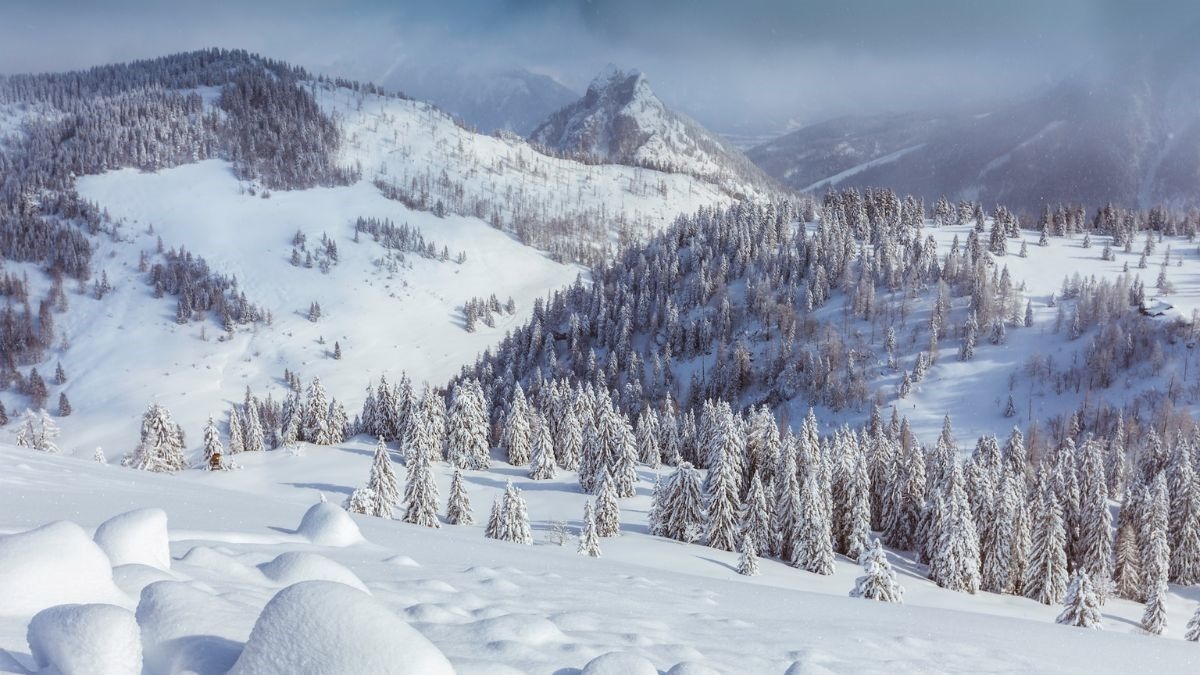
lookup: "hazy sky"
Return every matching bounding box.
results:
[3,0,1197,133]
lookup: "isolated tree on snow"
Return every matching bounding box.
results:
[594,468,622,537]
[57,392,71,417]
[14,408,59,453]
[445,469,473,525]
[123,404,186,472]
[202,415,224,470]
[497,481,532,544]
[578,500,602,557]
[850,538,904,603]
[484,497,502,540]
[1056,569,1103,629]
[737,534,760,577]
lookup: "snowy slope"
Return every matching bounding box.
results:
[1,444,1198,674]
[34,159,578,456]
[316,82,740,252]
[529,67,776,199]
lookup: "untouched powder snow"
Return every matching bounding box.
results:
[26,603,141,675]
[1,446,1199,673]
[0,521,125,617]
[257,551,369,593]
[93,508,172,570]
[229,580,455,675]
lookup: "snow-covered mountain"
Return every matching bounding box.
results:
[530,66,777,198]
[749,50,1200,211]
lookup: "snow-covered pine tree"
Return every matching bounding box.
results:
[792,471,834,575]
[445,469,473,525]
[1169,448,1200,585]
[850,538,904,602]
[500,384,532,466]
[420,386,448,462]
[1113,519,1143,601]
[498,481,532,544]
[659,462,705,543]
[227,406,245,454]
[1025,475,1069,604]
[594,468,622,537]
[578,500,602,557]
[841,448,873,561]
[739,473,772,558]
[302,377,333,445]
[1142,473,1171,602]
[448,378,490,470]
[348,437,400,519]
[1141,579,1168,636]
[402,439,440,528]
[1057,569,1103,628]
[704,422,743,552]
[737,533,760,577]
[1186,604,1200,641]
[243,402,265,452]
[928,463,981,593]
[635,408,661,467]
[773,431,803,560]
[555,403,583,471]
[123,403,186,473]
[484,497,502,539]
[14,409,59,453]
[528,413,557,480]
[202,415,224,470]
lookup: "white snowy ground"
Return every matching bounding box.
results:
[1,443,1198,674]
[17,159,574,454]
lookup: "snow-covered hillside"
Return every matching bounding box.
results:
[316,82,742,261]
[1,444,1197,674]
[529,67,776,199]
[29,159,575,455]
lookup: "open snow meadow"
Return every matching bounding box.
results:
[4,21,1200,674]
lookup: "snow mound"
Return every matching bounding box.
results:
[467,614,568,645]
[667,662,723,675]
[111,563,177,597]
[0,521,123,616]
[230,581,454,675]
[178,546,262,583]
[258,551,369,593]
[296,502,365,546]
[385,554,421,567]
[27,603,142,675]
[581,651,660,675]
[135,580,254,673]
[93,508,171,570]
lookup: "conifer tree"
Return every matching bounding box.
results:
[349,437,399,519]
[528,413,557,480]
[792,471,834,575]
[928,464,981,593]
[773,432,802,560]
[594,469,622,537]
[227,406,245,454]
[556,404,583,471]
[705,427,743,552]
[1142,474,1171,602]
[484,497,502,539]
[1185,604,1200,641]
[578,500,602,557]
[1056,570,1103,629]
[1141,579,1168,636]
[445,469,473,525]
[739,473,772,558]
[1113,520,1143,601]
[202,415,224,470]
[501,384,532,466]
[243,403,265,452]
[448,379,490,470]
[1169,453,1200,585]
[659,462,705,543]
[737,534,760,577]
[850,538,905,603]
[402,440,440,528]
[1025,475,1069,604]
[635,409,661,467]
[123,404,186,473]
[497,481,532,544]
[302,377,333,445]
[57,392,71,417]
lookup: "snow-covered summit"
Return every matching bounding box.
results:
[530,67,776,198]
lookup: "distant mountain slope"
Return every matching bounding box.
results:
[379,64,578,136]
[749,52,1200,212]
[530,67,777,198]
